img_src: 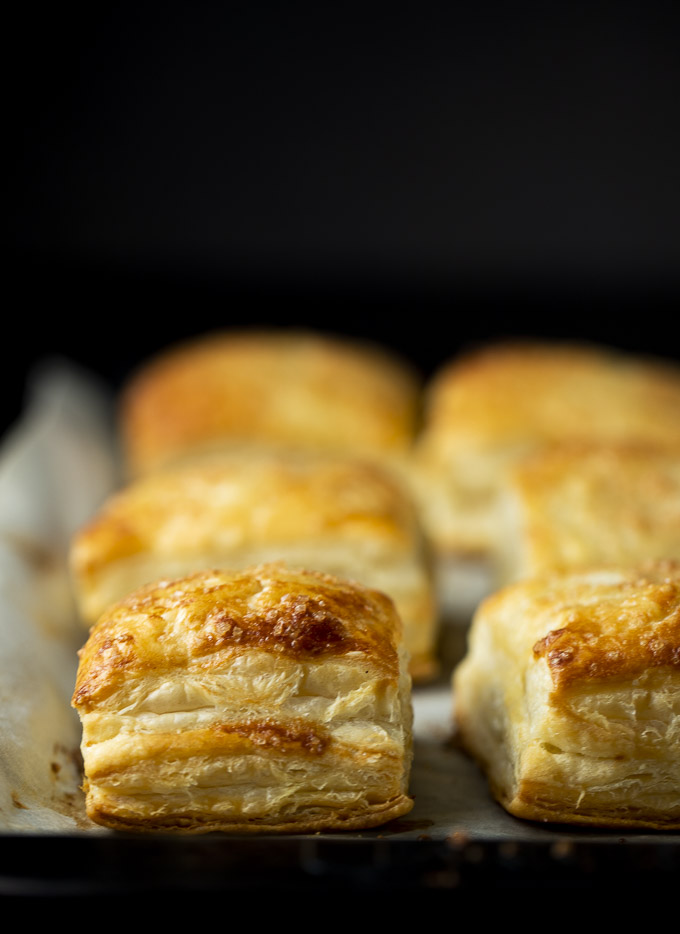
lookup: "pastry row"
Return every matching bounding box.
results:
[68,328,680,833]
[116,328,680,598]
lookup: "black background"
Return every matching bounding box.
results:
[6,2,680,434]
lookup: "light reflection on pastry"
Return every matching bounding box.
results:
[69,450,438,681]
[72,564,414,834]
[453,560,680,830]
[119,328,421,479]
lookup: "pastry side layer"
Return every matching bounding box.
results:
[73,564,414,833]
[453,560,680,829]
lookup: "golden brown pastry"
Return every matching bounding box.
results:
[72,564,414,834]
[119,328,421,478]
[69,450,438,680]
[497,442,680,585]
[410,340,680,615]
[453,560,680,829]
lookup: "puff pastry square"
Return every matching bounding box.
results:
[72,564,414,834]
[412,340,680,561]
[454,560,680,829]
[497,442,680,586]
[119,328,420,478]
[69,450,438,680]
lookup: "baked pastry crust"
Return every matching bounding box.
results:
[453,560,680,829]
[69,450,438,680]
[72,564,414,834]
[412,340,680,558]
[119,328,420,478]
[497,442,680,585]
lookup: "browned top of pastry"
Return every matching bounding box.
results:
[71,451,422,579]
[484,560,680,691]
[421,340,680,448]
[504,441,680,576]
[72,564,403,711]
[119,329,421,476]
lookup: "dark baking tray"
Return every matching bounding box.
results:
[3,830,680,896]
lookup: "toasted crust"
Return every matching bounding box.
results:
[497,442,680,585]
[72,453,421,583]
[412,340,680,557]
[72,564,414,834]
[454,560,680,829]
[120,329,420,477]
[423,340,680,447]
[69,451,438,679]
[73,564,403,709]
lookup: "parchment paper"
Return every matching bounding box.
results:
[0,360,119,832]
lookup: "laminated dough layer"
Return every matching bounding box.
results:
[412,340,680,560]
[454,560,680,830]
[72,564,414,833]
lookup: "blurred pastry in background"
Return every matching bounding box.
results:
[72,563,414,833]
[70,449,438,681]
[119,328,421,479]
[495,441,680,586]
[453,559,680,830]
[410,339,680,618]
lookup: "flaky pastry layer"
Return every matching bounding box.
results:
[411,340,680,558]
[73,564,414,833]
[454,560,680,829]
